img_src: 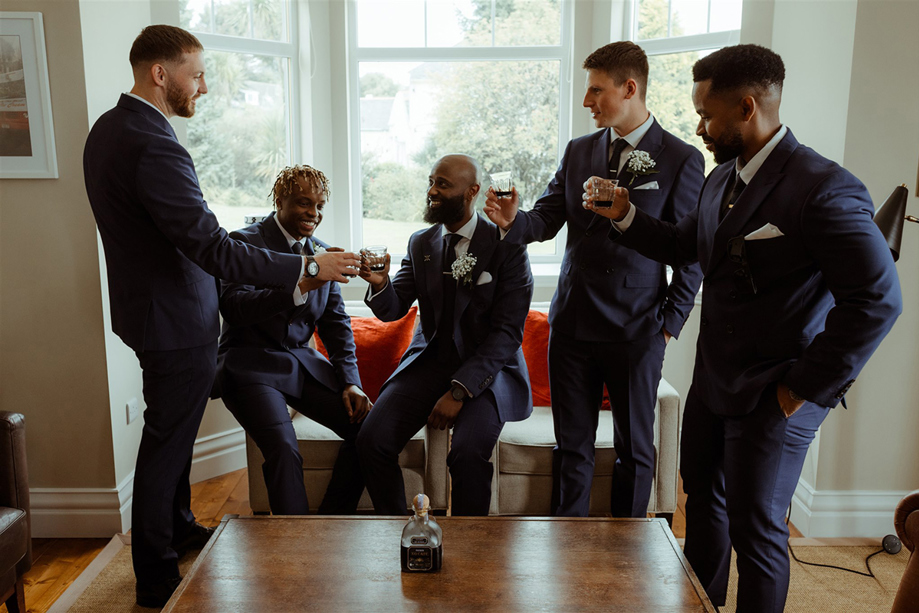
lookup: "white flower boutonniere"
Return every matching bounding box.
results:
[311,240,325,254]
[451,252,477,287]
[625,150,659,186]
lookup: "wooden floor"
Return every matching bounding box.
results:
[5,469,801,613]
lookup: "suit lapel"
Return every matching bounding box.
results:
[707,131,797,272]
[621,118,665,191]
[698,166,733,273]
[425,228,446,332]
[586,128,614,233]
[454,216,497,319]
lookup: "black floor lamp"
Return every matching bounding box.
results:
[874,184,918,262]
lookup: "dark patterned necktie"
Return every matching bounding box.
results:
[609,137,629,181]
[291,241,304,255]
[438,233,462,361]
[720,171,747,221]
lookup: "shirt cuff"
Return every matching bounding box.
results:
[291,256,305,303]
[365,278,389,302]
[610,203,636,231]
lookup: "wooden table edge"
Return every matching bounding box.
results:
[162,514,236,612]
[656,519,717,612]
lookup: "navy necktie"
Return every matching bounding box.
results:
[438,233,462,361]
[291,241,304,255]
[609,137,629,181]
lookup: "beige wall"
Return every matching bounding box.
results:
[0,0,115,488]
[817,0,919,492]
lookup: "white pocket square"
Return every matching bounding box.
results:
[633,181,659,191]
[745,223,785,240]
[475,271,493,286]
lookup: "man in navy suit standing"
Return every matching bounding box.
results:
[357,154,533,516]
[484,42,704,519]
[215,165,372,516]
[83,26,360,607]
[589,45,901,612]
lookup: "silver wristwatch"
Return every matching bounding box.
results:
[305,255,320,278]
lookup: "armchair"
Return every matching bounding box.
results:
[0,412,30,613]
[892,489,919,613]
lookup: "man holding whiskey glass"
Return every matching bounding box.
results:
[483,42,705,520]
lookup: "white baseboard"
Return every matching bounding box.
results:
[189,427,247,484]
[791,479,908,538]
[30,428,247,538]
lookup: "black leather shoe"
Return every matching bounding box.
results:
[174,522,215,557]
[136,576,182,608]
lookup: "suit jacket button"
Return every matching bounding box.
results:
[579,264,585,271]
[701,317,708,326]
[585,231,592,237]
[606,268,613,274]
[729,291,737,299]
[726,325,734,334]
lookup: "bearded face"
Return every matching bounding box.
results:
[423,192,467,226]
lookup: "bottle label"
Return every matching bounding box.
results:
[407,546,433,571]
[411,537,428,545]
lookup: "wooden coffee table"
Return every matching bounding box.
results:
[163,515,715,612]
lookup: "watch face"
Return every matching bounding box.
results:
[452,387,465,401]
[307,262,320,276]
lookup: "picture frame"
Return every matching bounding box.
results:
[0,12,58,179]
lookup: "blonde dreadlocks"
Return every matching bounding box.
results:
[270,165,330,208]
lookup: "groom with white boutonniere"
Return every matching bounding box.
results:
[357,154,534,516]
[483,41,705,521]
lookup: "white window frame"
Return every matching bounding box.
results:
[342,0,574,264]
[184,1,303,224]
[624,0,741,56]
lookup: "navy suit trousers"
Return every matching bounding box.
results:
[132,341,217,585]
[221,375,364,516]
[681,385,829,612]
[357,350,503,516]
[548,330,666,518]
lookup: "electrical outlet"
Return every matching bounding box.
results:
[126,397,140,425]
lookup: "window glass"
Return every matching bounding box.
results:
[647,49,717,174]
[186,51,291,228]
[180,0,288,42]
[637,0,741,41]
[358,60,560,256]
[356,0,560,48]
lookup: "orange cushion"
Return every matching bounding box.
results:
[521,309,612,410]
[315,306,417,403]
[522,310,552,406]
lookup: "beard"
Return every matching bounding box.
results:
[423,193,466,226]
[166,81,197,118]
[707,126,745,165]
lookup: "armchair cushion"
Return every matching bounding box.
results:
[315,306,417,402]
[0,508,28,576]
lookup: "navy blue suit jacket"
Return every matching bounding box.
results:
[83,95,302,351]
[367,215,534,423]
[215,213,361,398]
[505,119,704,342]
[613,129,902,414]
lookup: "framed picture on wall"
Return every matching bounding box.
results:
[0,12,57,179]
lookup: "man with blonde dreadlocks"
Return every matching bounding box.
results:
[214,165,372,515]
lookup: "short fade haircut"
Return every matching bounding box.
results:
[692,44,785,94]
[271,165,330,208]
[582,41,649,100]
[129,25,203,68]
